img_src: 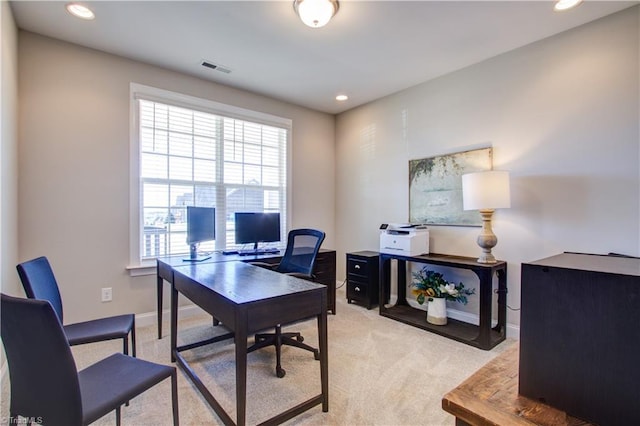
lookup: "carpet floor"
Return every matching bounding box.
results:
[1,286,516,425]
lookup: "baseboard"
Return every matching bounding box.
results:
[135,287,521,340]
[135,303,205,329]
[447,307,520,340]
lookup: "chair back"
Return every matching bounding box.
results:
[16,256,64,322]
[1,293,83,425]
[276,229,326,276]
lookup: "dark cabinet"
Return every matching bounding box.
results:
[346,251,379,309]
[314,249,337,314]
[520,252,640,425]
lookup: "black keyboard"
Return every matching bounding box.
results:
[237,248,280,256]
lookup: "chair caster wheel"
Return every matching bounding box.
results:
[276,367,286,378]
[296,335,304,343]
[313,351,320,361]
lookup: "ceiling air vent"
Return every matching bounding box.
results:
[201,60,231,74]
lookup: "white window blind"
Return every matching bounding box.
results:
[136,96,288,261]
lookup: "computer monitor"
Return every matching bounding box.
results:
[234,212,281,255]
[185,206,215,261]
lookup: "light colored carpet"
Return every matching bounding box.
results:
[1,286,516,425]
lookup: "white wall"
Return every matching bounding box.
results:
[18,32,335,323]
[335,7,640,328]
[1,1,19,298]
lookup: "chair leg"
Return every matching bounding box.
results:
[275,325,285,378]
[131,317,137,358]
[171,369,179,426]
[281,335,320,360]
[116,406,121,426]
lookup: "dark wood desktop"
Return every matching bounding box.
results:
[170,261,329,426]
[156,249,336,338]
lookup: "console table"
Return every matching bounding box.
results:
[378,253,507,350]
[156,249,336,338]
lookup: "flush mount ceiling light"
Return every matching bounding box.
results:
[293,0,339,28]
[554,0,583,11]
[66,3,95,20]
[335,94,348,101]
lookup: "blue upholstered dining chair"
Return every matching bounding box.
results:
[16,256,136,357]
[247,228,326,378]
[0,293,179,426]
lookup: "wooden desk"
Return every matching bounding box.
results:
[171,261,329,426]
[442,344,592,426]
[379,253,507,350]
[157,249,336,338]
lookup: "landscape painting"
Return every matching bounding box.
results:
[409,147,492,226]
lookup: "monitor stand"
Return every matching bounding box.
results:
[183,244,211,262]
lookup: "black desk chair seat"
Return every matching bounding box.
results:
[17,256,136,357]
[247,228,326,378]
[1,293,179,426]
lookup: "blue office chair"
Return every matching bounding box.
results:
[247,228,326,378]
[0,293,179,426]
[17,256,136,357]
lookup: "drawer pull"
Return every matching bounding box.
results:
[355,286,360,292]
[355,265,361,269]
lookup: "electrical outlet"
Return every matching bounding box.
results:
[101,287,112,302]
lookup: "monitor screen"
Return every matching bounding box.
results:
[186,206,216,244]
[234,212,281,247]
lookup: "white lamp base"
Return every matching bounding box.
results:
[476,209,498,264]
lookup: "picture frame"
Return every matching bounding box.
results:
[409,147,493,226]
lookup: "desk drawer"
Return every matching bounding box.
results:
[347,258,369,277]
[347,279,369,301]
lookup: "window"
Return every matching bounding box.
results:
[130,84,290,266]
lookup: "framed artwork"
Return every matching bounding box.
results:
[409,147,492,226]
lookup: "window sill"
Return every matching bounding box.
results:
[126,261,157,277]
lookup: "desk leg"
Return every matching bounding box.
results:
[318,308,329,412]
[170,283,178,363]
[157,274,164,339]
[234,320,248,426]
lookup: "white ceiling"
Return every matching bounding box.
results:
[10,1,637,114]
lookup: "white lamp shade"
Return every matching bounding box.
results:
[462,171,511,211]
[295,0,338,28]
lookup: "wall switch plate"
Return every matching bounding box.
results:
[101,287,112,302]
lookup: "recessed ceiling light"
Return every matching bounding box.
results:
[336,94,348,101]
[554,0,583,11]
[66,3,95,20]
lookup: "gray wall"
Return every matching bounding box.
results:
[335,7,640,328]
[17,32,335,323]
[10,6,640,333]
[1,0,19,297]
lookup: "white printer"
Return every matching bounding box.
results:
[379,223,429,256]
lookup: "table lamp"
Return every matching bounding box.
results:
[462,170,511,263]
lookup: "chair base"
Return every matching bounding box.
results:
[247,325,320,378]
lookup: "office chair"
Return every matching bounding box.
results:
[0,293,179,426]
[247,228,326,378]
[17,256,136,357]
